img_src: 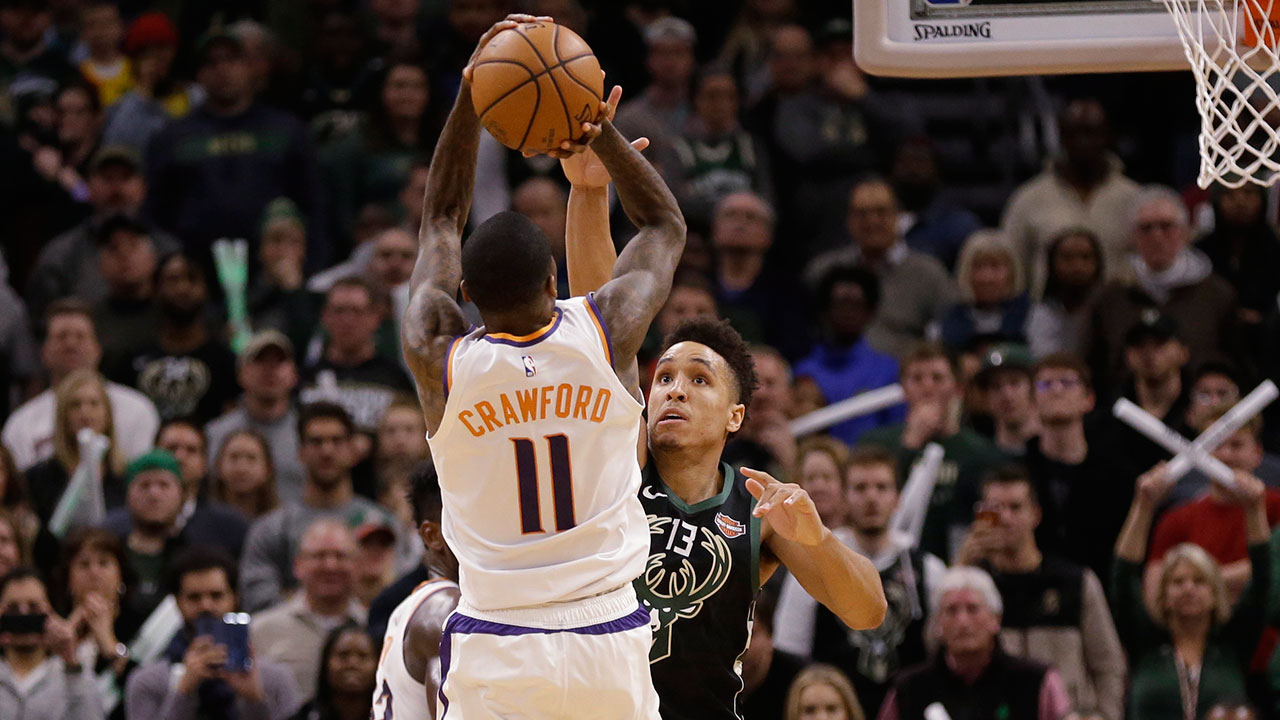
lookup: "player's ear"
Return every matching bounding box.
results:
[726,403,745,434]
[419,520,446,552]
[459,280,473,304]
[545,262,558,298]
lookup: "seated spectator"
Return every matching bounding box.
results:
[0,567,103,720]
[774,445,944,716]
[375,398,428,473]
[862,343,1006,560]
[75,2,131,108]
[937,231,1030,353]
[111,252,237,424]
[205,330,306,502]
[613,17,696,168]
[973,345,1039,455]
[210,430,280,521]
[878,566,1070,720]
[1085,186,1243,384]
[956,466,1126,719]
[148,421,247,559]
[352,516,399,608]
[640,271,720,384]
[294,8,380,139]
[287,623,376,719]
[1024,353,1133,584]
[239,402,399,612]
[783,664,864,720]
[42,82,102,189]
[26,147,179,328]
[1147,407,1280,604]
[671,64,771,232]
[1195,183,1280,351]
[25,369,127,525]
[794,266,902,446]
[91,214,161,370]
[807,179,955,361]
[891,138,982,271]
[101,13,201,154]
[1026,228,1105,359]
[3,300,158,472]
[710,192,810,360]
[0,253,38,419]
[726,345,797,475]
[109,450,191,621]
[0,447,40,555]
[0,511,26,578]
[0,0,76,101]
[124,547,301,720]
[1113,313,1195,474]
[301,277,414,436]
[1001,99,1140,296]
[741,583,806,720]
[1113,464,1269,720]
[252,519,365,700]
[249,199,318,353]
[365,228,417,357]
[56,528,139,719]
[792,437,851,530]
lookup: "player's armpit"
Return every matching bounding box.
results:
[402,285,469,433]
[404,585,461,713]
[765,527,887,631]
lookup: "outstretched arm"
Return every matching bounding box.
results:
[403,16,541,432]
[588,119,685,385]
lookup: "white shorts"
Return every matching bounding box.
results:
[439,584,660,720]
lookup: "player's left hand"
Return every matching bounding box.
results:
[742,468,827,546]
[534,83,641,161]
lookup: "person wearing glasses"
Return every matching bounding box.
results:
[1022,353,1133,585]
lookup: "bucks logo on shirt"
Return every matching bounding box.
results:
[634,463,761,720]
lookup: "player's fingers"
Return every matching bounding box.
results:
[631,137,650,152]
[745,476,765,500]
[739,467,780,486]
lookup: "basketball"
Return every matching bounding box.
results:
[470,21,604,153]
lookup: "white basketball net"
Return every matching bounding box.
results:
[1161,0,1280,187]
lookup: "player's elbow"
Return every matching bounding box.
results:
[838,589,888,631]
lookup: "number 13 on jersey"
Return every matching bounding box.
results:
[512,434,576,534]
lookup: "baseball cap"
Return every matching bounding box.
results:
[352,514,396,547]
[975,343,1034,386]
[195,28,246,65]
[123,12,179,55]
[125,449,184,488]
[89,145,141,175]
[644,17,696,47]
[238,329,294,365]
[1124,309,1180,347]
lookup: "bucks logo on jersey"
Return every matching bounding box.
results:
[636,515,733,662]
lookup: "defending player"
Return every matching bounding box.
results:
[401,13,685,719]
[372,463,459,720]
[563,155,886,720]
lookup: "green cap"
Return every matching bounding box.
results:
[124,449,184,488]
[260,197,304,234]
[976,343,1035,386]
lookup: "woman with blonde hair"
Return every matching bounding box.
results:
[1113,463,1269,720]
[24,369,127,525]
[784,664,865,720]
[936,230,1030,353]
[793,436,851,530]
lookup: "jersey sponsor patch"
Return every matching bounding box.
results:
[714,512,745,539]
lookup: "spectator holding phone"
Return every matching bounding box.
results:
[0,567,104,720]
[124,547,301,720]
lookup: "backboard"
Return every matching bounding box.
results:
[853,0,1207,78]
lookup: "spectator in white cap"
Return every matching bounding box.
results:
[614,16,698,178]
[204,330,305,502]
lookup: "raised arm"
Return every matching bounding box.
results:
[588,119,686,381]
[403,16,539,432]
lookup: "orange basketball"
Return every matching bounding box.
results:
[470,21,604,153]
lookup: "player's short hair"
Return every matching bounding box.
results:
[980,463,1039,507]
[461,211,554,315]
[410,461,442,525]
[298,401,356,440]
[1034,352,1093,393]
[816,264,881,313]
[659,318,757,410]
[156,417,207,453]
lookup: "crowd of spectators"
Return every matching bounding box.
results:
[1,1,1280,720]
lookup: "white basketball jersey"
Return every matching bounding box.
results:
[427,295,648,612]
[373,578,458,720]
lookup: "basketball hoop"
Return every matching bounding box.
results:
[1160,0,1280,187]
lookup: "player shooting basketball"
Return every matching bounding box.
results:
[563,134,887,720]
[400,13,685,720]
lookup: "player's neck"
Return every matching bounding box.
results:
[482,307,555,337]
[652,445,725,506]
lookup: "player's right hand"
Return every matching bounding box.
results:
[463,14,553,85]
[559,87,649,184]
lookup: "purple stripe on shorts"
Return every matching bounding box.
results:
[443,604,650,637]
[438,626,453,717]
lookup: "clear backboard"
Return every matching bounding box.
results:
[853,0,1202,78]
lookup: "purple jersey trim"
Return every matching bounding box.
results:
[443,604,649,638]
[481,308,564,347]
[584,292,616,367]
[438,624,454,717]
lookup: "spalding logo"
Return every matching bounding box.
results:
[715,512,746,539]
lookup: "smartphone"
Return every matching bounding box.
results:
[193,613,253,672]
[0,613,46,635]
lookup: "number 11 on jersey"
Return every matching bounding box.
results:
[512,434,576,534]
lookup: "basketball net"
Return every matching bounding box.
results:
[1160,0,1280,187]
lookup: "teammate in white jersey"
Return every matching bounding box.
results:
[373,463,459,720]
[401,13,685,719]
